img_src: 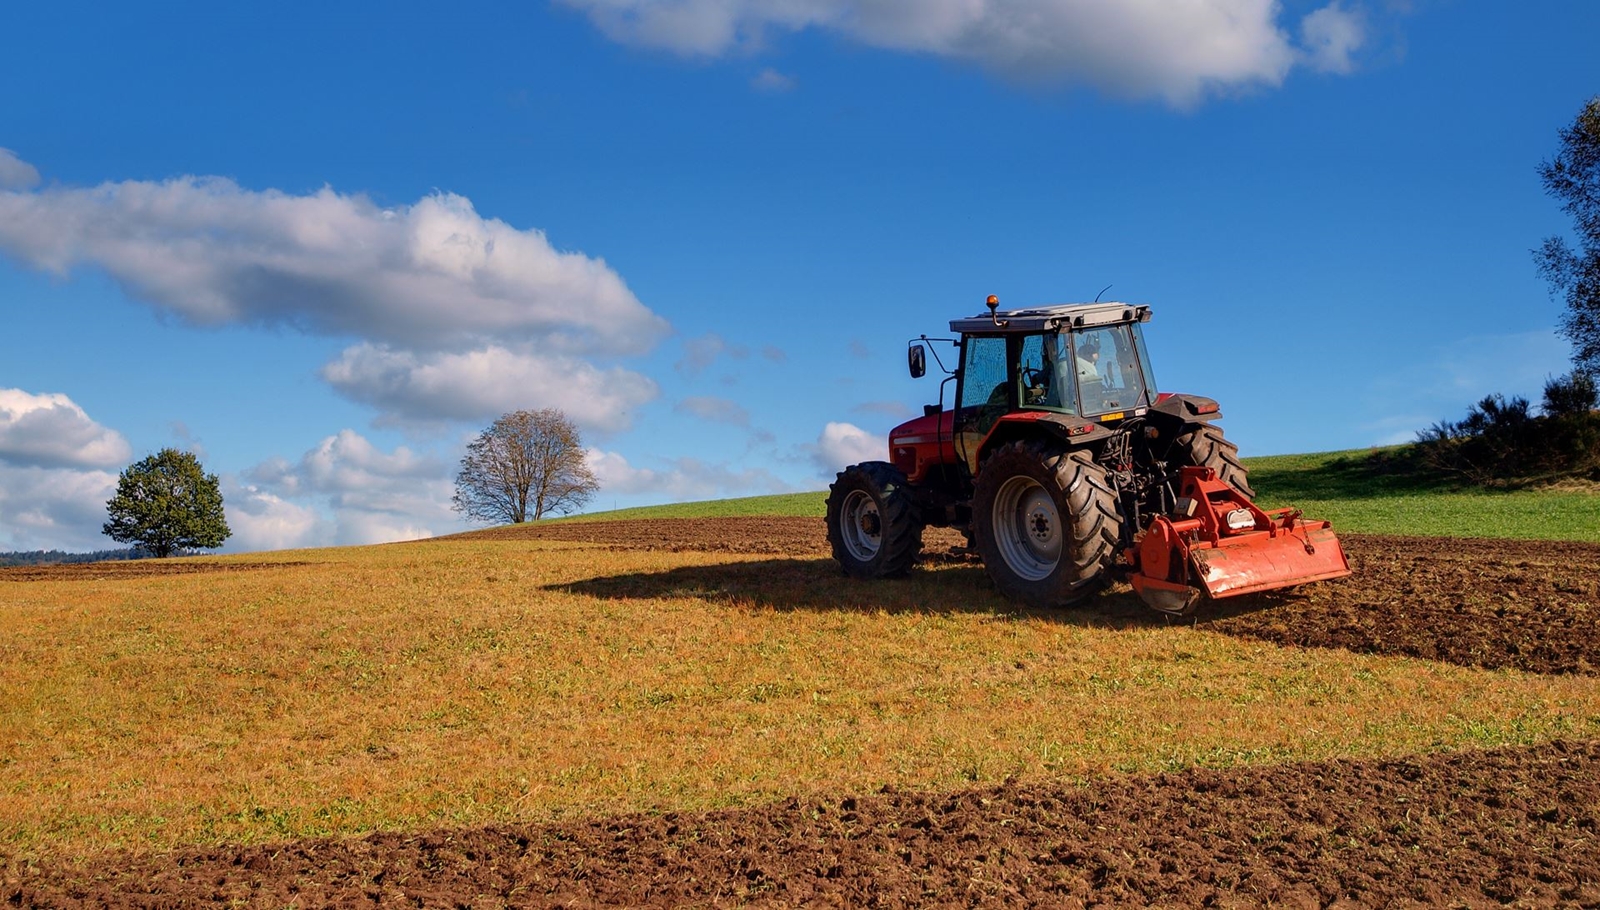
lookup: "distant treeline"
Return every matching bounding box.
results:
[0,548,146,567]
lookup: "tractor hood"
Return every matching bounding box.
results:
[888,410,952,446]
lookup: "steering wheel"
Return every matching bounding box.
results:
[1021,366,1050,405]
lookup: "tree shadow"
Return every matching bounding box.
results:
[550,557,1302,633]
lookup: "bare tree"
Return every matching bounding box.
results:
[453,409,599,524]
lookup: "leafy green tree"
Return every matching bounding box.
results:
[453,408,599,524]
[103,448,231,557]
[1537,96,1600,376]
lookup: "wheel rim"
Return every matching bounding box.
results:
[839,489,882,562]
[992,475,1061,582]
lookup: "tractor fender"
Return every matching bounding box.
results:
[1149,393,1223,423]
[1143,393,1222,446]
[976,411,1113,466]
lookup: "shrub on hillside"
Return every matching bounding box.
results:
[1413,375,1600,485]
[1542,371,1598,416]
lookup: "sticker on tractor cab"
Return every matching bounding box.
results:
[1100,412,1125,422]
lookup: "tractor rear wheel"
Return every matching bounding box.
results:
[1176,424,1255,499]
[972,442,1122,608]
[826,462,923,578]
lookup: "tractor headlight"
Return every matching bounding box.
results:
[1225,508,1256,532]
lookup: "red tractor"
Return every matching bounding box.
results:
[825,297,1349,615]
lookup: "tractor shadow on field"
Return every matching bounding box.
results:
[552,556,1301,633]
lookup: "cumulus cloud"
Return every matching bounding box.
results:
[0,388,132,469]
[241,430,460,547]
[560,0,1374,105]
[0,157,673,432]
[320,343,659,433]
[811,421,884,474]
[674,395,751,426]
[0,175,666,352]
[0,388,131,551]
[586,448,799,500]
[224,482,323,553]
[0,148,40,190]
[0,464,118,551]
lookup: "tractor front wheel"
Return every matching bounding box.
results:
[973,442,1122,608]
[826,462,924,578]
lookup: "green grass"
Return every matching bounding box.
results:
[1247,448,1600,541]
[564,447,1600,542]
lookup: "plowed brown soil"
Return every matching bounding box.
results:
[8,740,1600,908]
[1209,533,1600,676]
[463,517,1600,676]
[0,561,309,582]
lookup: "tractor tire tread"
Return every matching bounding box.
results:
[973,441,1122,608]
[1177,424,1256,499]
[825,461,924,579]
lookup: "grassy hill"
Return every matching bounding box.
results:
[564,448,1600,542]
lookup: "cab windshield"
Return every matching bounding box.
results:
[1070,323,1155,415]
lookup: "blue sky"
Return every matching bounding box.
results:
[1,1,1596,553]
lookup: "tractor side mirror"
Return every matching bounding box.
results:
[908,344,926,379]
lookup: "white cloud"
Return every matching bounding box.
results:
[812,421,884,474]
[751,67,796,92]
[1300,2,1365,74]
[224,483,323,553]
[0,388,132,470]
[0,464,118,552]
[0,175,667,353]
[240,430,460,547]
[674,395,751,426]
[0,148,40,190]
[0,389,132,551]
[297,430,446,496]
[0,159,674,431]
[560,0,1374,105]
[320,343,659,433]
[586,448,799,500]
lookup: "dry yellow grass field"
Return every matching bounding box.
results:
[2,537,1597,857]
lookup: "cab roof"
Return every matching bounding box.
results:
[949,301,1152,335]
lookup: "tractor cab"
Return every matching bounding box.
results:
[949,302,1156,474]
[905,300,1159,481]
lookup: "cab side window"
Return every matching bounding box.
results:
[956,336,1009,473]
[958,335,1009,424]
